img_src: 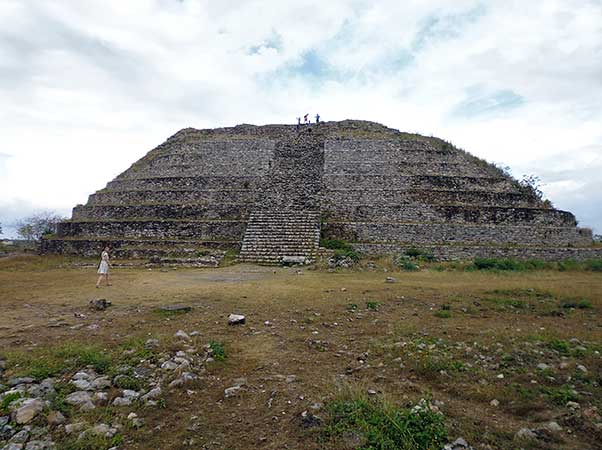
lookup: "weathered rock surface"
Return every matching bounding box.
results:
[13,399,44,425]
[228,314,246,325]
[89,298,112,310]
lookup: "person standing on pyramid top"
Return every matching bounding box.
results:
[315,113,320,123]
[96,246,112,288]
[304,114,309,124]
[296,117,301,130]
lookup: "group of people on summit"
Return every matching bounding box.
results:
[296,113,320,129]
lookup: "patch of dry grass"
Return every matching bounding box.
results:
[0,256,601,449]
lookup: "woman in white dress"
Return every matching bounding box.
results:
[96,246,112,288]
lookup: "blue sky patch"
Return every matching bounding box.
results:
[451,88,526,118]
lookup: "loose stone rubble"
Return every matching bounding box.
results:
[228,314,246,325]
[0,335,215,449]
[88,298,112,311]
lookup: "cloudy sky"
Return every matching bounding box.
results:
[1,0,601,237]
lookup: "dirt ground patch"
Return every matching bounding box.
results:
[1,256,601,449]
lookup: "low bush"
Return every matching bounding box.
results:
[404,247,436,262]
[558,259,580,271]
[323,395,447,450]
[548,339,570,354]
[209,341,226,361]
[561,298,593,309]
[585,259,602,272]
[321,238,353,251]
[482,297,528,310]
[396,256,420,271]
[0,391,22,414]
[7,344,113,380]
[543,385,578,406]
[472,258,524,271]
[333,248,361,262]
[366,301,380,311]
[113,375,143,390]
[56,344,112,374]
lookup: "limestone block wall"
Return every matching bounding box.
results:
[323,205,575,226]
[72,203,252,220]
[86,189,258,206]
[105,175,264,191]
[323,175,518,191]
[57,220,246,240]
[353,243,602,262]
[322,222,592,246]
[323,189,536,208]
[42,237,237,258]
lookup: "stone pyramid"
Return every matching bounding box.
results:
[42,120,600,264]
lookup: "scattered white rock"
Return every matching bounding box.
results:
[65,422,87,434]
[87,423,116,438]
[161,361,178,370]
[90,376,111,390]
[490,399,499,407]
[13,398,44,424]
[141,387,162,402]
[93,392,109,404]
[224,386,241,398]
[175,330,190,340]
[89,298,112,311]
[65,391,92,406]
[72,371,92,381]
[112,397,132,407]
[536,363,550,371]
[47,411,66,427]
[9,429,29,443]
[544,421,562,432]
[228,314,246,325]
[24,441,55,450]
[2,443,24,450]
[514,428,536,440]
[122,390,139,399]
[169,372,198,388]
[70,379,92,390]
[144,338,159,349]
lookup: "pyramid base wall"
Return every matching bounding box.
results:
[40,237,239,259]
[353,243,602,262]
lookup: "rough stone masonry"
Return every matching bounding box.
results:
[41,120,602,263]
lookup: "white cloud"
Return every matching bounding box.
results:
[0,0,601,235]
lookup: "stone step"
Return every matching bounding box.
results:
[241,243,317,249]
[241,241,317,246]
[244,231,318,235]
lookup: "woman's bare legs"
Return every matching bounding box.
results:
[96,274,105,288]
[106,273,111,286]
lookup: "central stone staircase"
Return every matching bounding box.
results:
[238,210,321,264]
[238,128,325,264]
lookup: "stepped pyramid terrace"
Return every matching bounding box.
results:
[41,120,602,264]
